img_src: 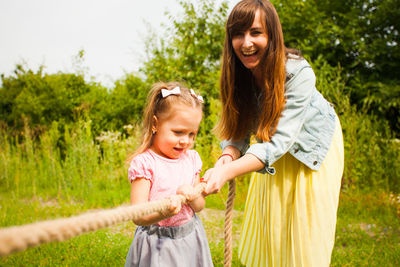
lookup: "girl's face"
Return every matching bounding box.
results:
[232,9,268,71]
[151,104,202,159]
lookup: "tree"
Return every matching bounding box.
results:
[274,0,399,79]
[141,0,228,99]
[0,65,92,134]
[94,74,148,132]
[273,0,400,133]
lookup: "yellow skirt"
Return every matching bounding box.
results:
[239,117,344,267]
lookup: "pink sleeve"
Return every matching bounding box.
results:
[128,154,154,184]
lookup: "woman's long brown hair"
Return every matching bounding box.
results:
[216,0,297,142]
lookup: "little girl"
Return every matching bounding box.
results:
[124,82,213,267]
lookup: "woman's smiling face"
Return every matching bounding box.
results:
[231,9,268,71]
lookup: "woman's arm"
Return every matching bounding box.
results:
[130,178,181,226]
[203,153,264,194]
[214,145,241,167]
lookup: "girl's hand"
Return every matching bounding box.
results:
[160,195,182,217]
[178,174,206,212]
[177,184,196,202]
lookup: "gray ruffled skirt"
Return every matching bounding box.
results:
[125,215,213,267]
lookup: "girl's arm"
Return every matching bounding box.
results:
[177,174,205,212]
[190,173,206,212]
[130,178,181,226]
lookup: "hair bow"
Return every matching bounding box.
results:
[161,86,181,98]
[190,89,204,103]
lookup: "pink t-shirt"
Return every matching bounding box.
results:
[128,149,202,227]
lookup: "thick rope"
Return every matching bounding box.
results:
[224,179,236,267]
[0,183,206,257]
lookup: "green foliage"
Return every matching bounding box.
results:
[274,0,400,80]
[312,58,400,193]
[195,96,224,171]
[0,120,134,207]
[0,65,93,134]
[0,64,148,137]
[273,0,400,133]
[357,80,400,133]
[142,0,227,99]
[88,74,148,133]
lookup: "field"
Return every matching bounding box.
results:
[0,181,399,266]
[0,121,399,266]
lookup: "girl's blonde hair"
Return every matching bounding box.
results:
[131,81,203,159]
[216,0,300,142]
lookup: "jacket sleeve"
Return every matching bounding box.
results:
[220,136,250,156]
[246,60,315,174]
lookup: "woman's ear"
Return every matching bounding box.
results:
[152,115,158,134]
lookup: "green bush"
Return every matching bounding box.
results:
[312,58,400,193]
[273,0,400,134]
[0,120,134,207]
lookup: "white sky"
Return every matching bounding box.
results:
[0,0,239,87]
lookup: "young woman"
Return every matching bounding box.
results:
[203,0,344,266]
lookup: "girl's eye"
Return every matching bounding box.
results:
[174,131,185,136]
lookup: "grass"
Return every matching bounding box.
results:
[0,229,131,266]
[331,191,400,266]
[1,186,399,266]
[0,181,247,267]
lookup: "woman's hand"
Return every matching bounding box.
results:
[203,146,239,194]
[202,165,231,195]
[203,154,266,195]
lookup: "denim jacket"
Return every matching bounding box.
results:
[221,57,337,175]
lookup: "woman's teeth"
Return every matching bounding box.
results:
[242,50,257,56]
